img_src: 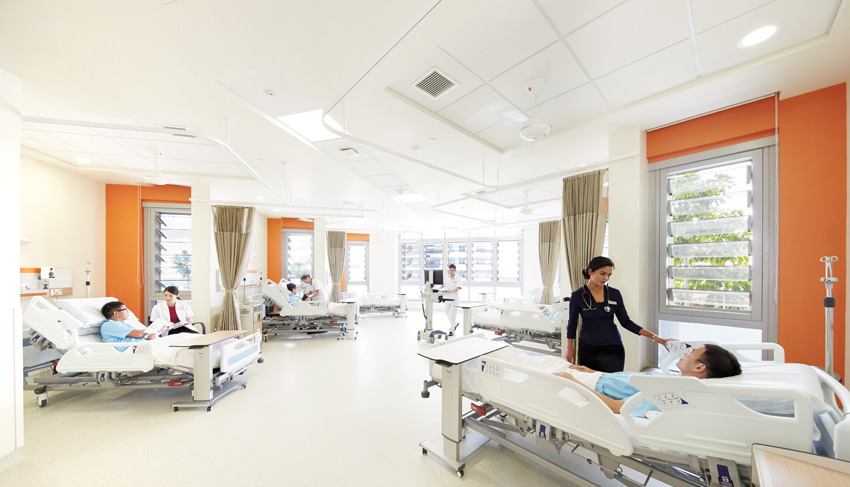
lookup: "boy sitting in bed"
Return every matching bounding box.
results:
[286,283,302,305]
[101,301,157,342]
[554,344,741,417]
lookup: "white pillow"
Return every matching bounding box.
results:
[58,297,142,328]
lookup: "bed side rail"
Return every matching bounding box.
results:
[219,332,262,374]
[477,355,634,457]
[24,296,83,353]
[500,298,543,312]
[500,309,557,333]
[622,374,814,465]
[56,342,155,373]
[812,367,850,461]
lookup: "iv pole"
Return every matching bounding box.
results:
[820,256,840,380]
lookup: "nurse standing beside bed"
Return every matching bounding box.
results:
[150,286,199,335]
[567,256,672,373]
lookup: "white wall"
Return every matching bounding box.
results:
[191,184,212,329]
[607,128,649,372]
[522,224,541,296]
[368,232,398,295]
[846,81,850,383]
[0,67,23,458]
[20,156,106,298]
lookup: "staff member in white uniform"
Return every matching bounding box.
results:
[441,264,462,329]
[149,286,199,335]
[301,274,327,302]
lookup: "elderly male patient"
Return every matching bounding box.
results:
[554,344,742,417]
[101,301,157,343]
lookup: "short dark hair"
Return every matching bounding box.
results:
[101,301,126,320]
[582,256,615,279]
[286,283,297,292]
[448,264,456,270]
[700,344,742,379]
[301,274,311,281]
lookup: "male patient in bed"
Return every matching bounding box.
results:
[101,301,158,343]
[554,344,741,417]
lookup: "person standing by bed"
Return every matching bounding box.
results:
[301,274,327,302]
[441,264,462,331]
[566,256,670,372]
[150,286,199,335]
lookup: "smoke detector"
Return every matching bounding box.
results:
[520,78,552,142]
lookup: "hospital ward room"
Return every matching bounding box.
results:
[3,1,850,486]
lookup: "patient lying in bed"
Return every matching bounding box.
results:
[553,344,742,417]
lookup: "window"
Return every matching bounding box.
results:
[400,237,522,301]
[282,230,313,281]
[346,241,368,295]
[144,204,191,315]
[649,139,776,364]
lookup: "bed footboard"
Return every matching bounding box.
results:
[57,342,155,373]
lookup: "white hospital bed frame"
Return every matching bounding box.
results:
[419,335,850,485]
[357,293,407,318]
[23,296,263,411]
[468,299,568,355]
[261,280,357,341]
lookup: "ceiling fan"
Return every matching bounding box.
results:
[520,188,533,215]
[144,150,169,186]
[520,77,551,142]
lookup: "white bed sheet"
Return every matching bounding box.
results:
[77,333,220,370]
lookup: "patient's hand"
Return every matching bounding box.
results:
[568,364,595,373]
[552,371,575,381]
[145,334,156,340]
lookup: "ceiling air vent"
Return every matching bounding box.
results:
[413,69,456,99]
[161,125,196,138]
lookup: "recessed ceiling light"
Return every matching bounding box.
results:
[738,25,777,48]
[265,89,276,97]
[73,157,92,164]
[411,145,421,152]
[427,138,437,143]
[256,196,264,200]
[277,109,344,142]
[273,208,281,212]
[340,148,359,158]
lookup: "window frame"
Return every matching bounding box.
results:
[345,240,369,290]
[281,229,314,282]
[648,137,778,358]
[144,203,192,316]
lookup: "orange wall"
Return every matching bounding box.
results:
[647,97,776,164]
[105,184,191,319]
[778,84,847,370]
[347,233,369,242]
[267,218,282,283]
[645,84,847,371]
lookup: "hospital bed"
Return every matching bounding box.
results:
[354,293,408,318]
[469,299,569,354]
[418,335,850,485]
[261,280,357,340]
[23,296,263,411]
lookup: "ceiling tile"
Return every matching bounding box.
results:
[346,159,392,177]
[475,112,530,151]
[595,40,697,108]
[438,85,522,133]
[21,130,83,152]
[202,161,253,177]
[566,0,690,78]
[364,173,406,188]
[536,0,625,35]
[387,48,484,112]
[690,0,774,33]
[23,121,98,135]
[534,84,609,129]
[102,155,156,171]
[697,0,837,75]
[112,137,236,163]
[219,66,317,117]
[315,139,379,163]
[48,132,144,157]
[438,0,559,81]
[490,42,588,110]
[158,159,214,174]
[38,150,119,169]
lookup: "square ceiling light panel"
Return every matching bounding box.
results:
[278,109,344,142]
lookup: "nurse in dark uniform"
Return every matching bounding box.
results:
[566,256,670,372]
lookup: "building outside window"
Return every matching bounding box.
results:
[144,204,191,317]
[283,230,313,282]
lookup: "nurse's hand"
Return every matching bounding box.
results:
[654,336,672,350]
[565,348,575,364]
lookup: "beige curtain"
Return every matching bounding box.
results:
[538,220,561,305]
[213,205,255,331]
[327,231,347,302]
[561,169,607,359]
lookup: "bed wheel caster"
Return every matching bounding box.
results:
[241,383,247,389]
[36,394,47,408]
[257,357,264,364]
[173,407,179,412]
[421,448,427,455]
[421,391,430,398]
[456,469,464,478]
[206,406,212,412]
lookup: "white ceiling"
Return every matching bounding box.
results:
[1,0,848,236]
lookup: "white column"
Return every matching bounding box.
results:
[191,183,212,330]
[608,127,649,372]
[0,68,23,458]
[368,232,398,295]
[313,219,327,284]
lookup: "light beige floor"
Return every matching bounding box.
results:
[1,314,645,487]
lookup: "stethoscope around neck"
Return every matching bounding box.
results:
[581,285,610,312]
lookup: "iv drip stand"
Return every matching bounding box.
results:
[820,256,841,381]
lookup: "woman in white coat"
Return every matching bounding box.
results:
[150,286,199,335]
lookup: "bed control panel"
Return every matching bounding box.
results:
[480,360,502,377]
[653,393,688,406]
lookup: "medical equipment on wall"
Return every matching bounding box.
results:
[23,296,263,411]
[820,256,841,381]
[418,335,850,484]
[85,261,91,298]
